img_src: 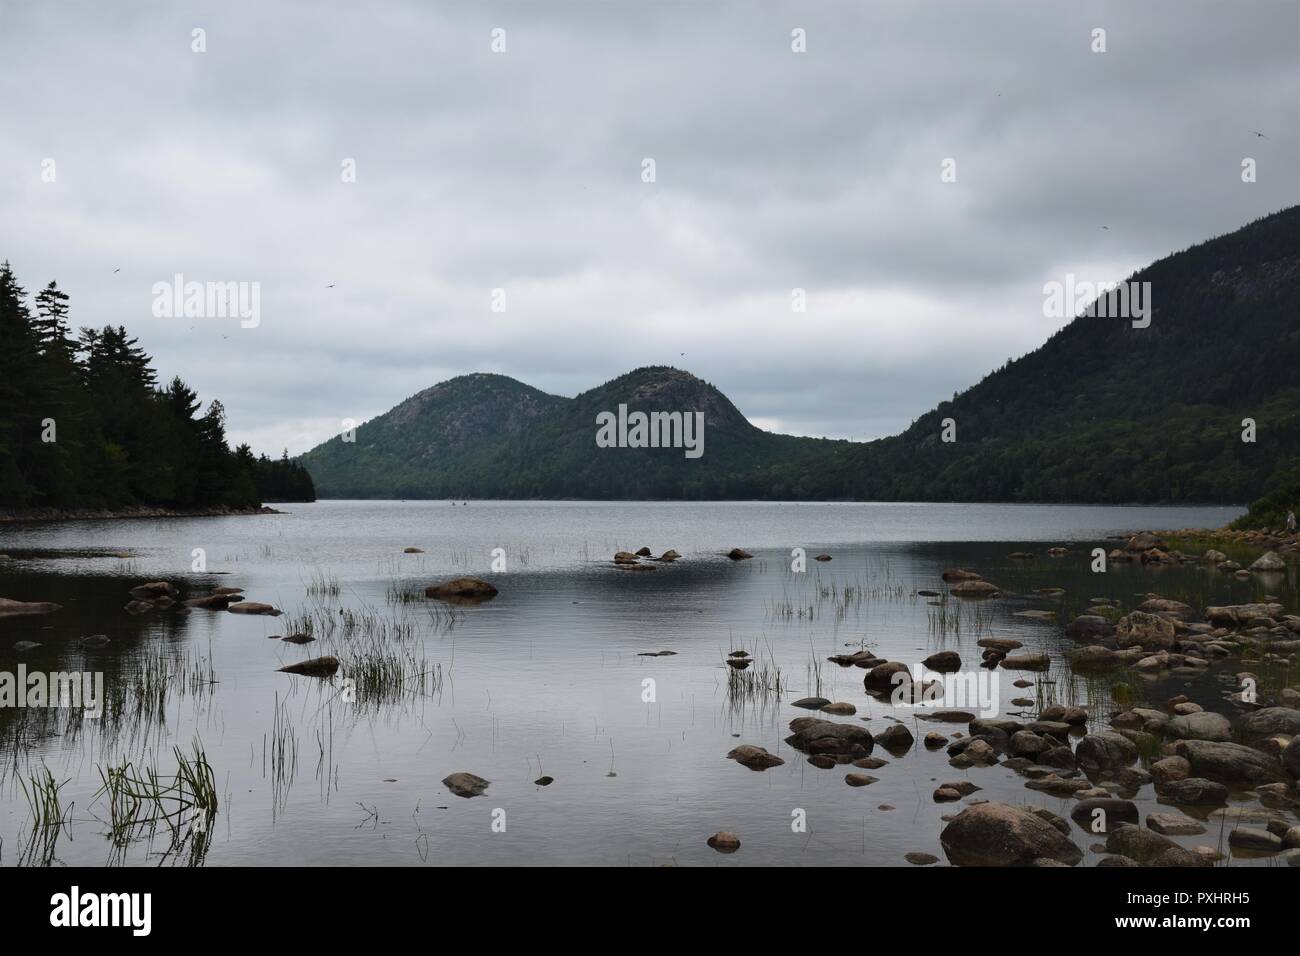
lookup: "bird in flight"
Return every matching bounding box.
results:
[1250,130,1269,139]
[113,268,120,273]
[326,283,336,289]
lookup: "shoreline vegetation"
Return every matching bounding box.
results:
[0,261,315,515]
[0,505,283,525]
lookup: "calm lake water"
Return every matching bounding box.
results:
[3,499,1294,867]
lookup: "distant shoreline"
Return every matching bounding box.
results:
[0,505,284,525]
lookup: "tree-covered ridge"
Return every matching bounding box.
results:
[0,261,314,511]
[298,206,1300,505]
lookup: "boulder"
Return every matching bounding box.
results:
[1166,711,1233,742]
[0,598,62,616]
[726,745,785,771]
[442,772,490,798]
[277,656,340,677]
[876,724,914,751]
[922,650,962,672]
[726,548,752,560]
[707,831,740,852]
[1240,707,1300,740]
[1250,551,1286,572]
[1137,598,1195,620]
[1125,532,1165,552]
[1157,777,1228,806]
[951,580,1000,597]
[1105,824,1177,864]
[1149,755,1191,784]
[1283,738,1300,779]
[1075,732,1138,772]
[227,602,281,615]
[1065,615,1115,643]
[128,582,178,601]
[184,594,235,609]
[1000,652,1050,671]
[1228,827,1282,851]
[1115,611,1176,650]
[1174,740,1288,785]
[785,717,874,757]
[1146,813,1206,836]
[941,568,983,581]
[425,577,499,602]
[939,803,1083,867]
[863,661,911,693]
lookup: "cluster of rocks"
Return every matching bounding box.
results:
[1065,594,1300,679]
[1105,531,1292,579]
[941,568,1001,598]
[612,548,680,569]
[122,580,281,616]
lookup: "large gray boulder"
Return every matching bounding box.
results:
[1166,711,1233,742]
[785,717,874,757]
[940,803,1082,867]
[1173,740,1288,786]
[1075,732,1138,772]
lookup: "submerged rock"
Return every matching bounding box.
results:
[707,831,741,853]
[0,598,62,616]
[128,581,178,601]
[442,772,490,798]
[425,577,499,602]
[951,579,1000,597]
[228,601,281,615]
[726,548,753,560]
[726,745,785,771]
[1156,777,1228,806]
[278,656,340,678]
[1249,551,1286,572]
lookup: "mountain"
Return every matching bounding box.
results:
[298,373,567,498]
[299,206,1300,503]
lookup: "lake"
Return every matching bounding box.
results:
[3,499,1295,867]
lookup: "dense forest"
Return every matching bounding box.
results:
[0,261,314,512]
[299,206,1300,517]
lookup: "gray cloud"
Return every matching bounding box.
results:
[2,0,1296,454]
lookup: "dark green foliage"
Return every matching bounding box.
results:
[246,448,316,502]
[0,261,310,512]
[1232,458,1300,530]
[299,206,1299,505]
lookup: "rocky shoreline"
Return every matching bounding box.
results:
[0,505,283,524]
[1157,526,1300,557]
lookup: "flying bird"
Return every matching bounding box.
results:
[326,283,336,288]
[1250,130,1269,139]
[113,268,120,273]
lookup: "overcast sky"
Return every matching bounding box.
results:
[3,0,1297,455]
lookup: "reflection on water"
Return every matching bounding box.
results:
[3,500,1296,867]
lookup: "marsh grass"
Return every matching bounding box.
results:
[18,764,72,866]
[95,742,218,866]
